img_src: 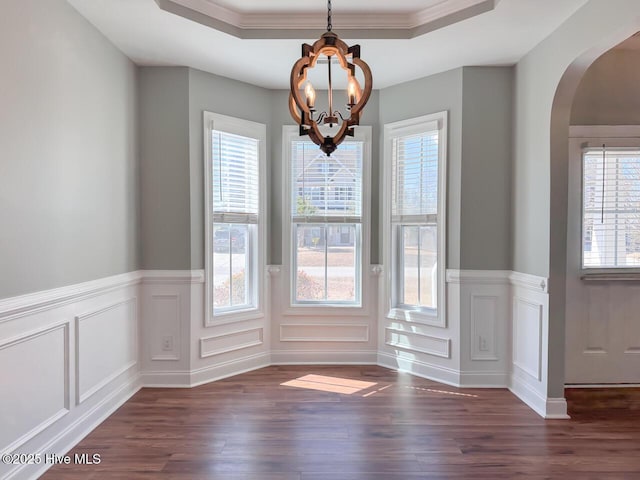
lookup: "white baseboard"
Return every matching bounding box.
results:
[189,352,271,387]
[509,374,569,419]
[139,371,192,388]
[271,350,378,365]
[141,353,272,388]
[459,371,509,388]
[545,397,570,419]
[509,374,547,417]
[377,352,461,387]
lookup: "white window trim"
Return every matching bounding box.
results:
[570,125,640,279]
[383,112,448,328]
[282,125,372,315]
[203,111,267,327]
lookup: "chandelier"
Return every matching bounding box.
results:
[289,0,373,156]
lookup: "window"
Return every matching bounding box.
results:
[583,149,640,269]
[384,112,447,326]
[286,127,370,306]
[204,112,266,324]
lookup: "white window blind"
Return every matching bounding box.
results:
[291,141,363,223]
[583,149,640,268]
[391,131,439,223]
[212,130,259,224]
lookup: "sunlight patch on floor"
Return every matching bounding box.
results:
[281,374,377,394]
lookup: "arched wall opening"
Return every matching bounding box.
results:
[511,2,640,415]
[547,11,640,396]
[561,34,640,385]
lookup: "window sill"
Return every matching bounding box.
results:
[282,302,370,317]
[386,307,444,328]
[581,271,640,281]
[207,307,264,326]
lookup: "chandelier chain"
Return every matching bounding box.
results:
[327,0,332,31]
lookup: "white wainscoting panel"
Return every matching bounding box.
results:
[1,266,571,479]
[75,298,138,404]
[384,326,450,358]
[280,324,369,343]
[0,323,69,455]
[200,327,263,358]
[0,271,142,480]
[508,271,565,418]
[378,268,461,386]
[150,294,182,361]
[470,295,499,361]
[446,270,510,387]
[269,265,379,364]
[140,270,201,385]
[512,297,542,382]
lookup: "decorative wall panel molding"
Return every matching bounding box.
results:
[75,298,138,405]
[0,323,69,455]
[469,294,499,361]
[0,271,141,480]
[384,326,451,359]
[508,270,556,418]
[280,324,370,343]
[200,327,264,358]
[512,297,543,382]
[150,294,181,361]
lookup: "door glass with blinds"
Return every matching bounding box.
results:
[291,141,363,304]
[583,148,640,268]
[392,128,439,310]
[212,129,259,312]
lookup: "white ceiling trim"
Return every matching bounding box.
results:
[412,0,492,28]
[65,0,590,89]
[158,0,495,37]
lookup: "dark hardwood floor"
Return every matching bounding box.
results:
[42,365,640,479]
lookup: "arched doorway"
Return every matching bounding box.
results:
[546,15,640,395]
[508,1,640,415]
[563,35,640,384]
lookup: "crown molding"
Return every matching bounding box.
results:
[156,0,495,39]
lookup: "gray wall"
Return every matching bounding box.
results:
[138,67,272,270]
[379,67,513,271]
[138,67,191,270]
[380,68,465,270]
[460,67,513,270]
[0,0,139,298]
[187,69,273,269]
[139,66,511,273]
[571,48,640,126]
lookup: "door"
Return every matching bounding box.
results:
[565,128,640,384]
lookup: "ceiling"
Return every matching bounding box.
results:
[154,0,496,38]
[202,0,445,14]
[67,0,588,89]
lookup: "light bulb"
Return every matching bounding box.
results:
[305,82,316,109]
[347,77,361,105]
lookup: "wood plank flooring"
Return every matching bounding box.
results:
[42,366,640,479]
